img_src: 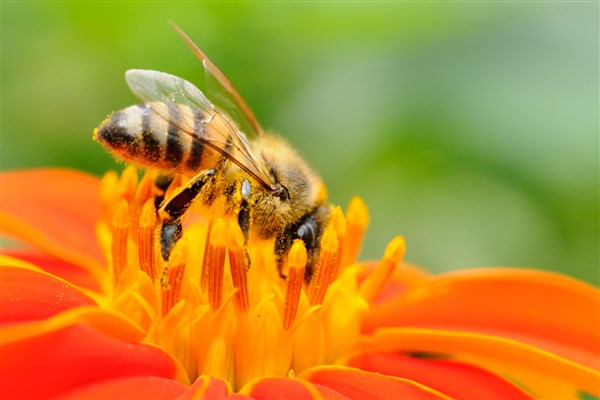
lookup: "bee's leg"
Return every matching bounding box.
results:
[158,169,216,260]
[219,176,251,265]
[275,205,330,279]
[238,179,252,241]
[160,220,183,261]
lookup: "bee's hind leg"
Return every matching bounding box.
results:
[157,169,216,260]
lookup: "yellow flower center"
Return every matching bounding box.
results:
[95,166,404,390]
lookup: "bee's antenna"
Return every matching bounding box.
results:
[170,22,263,138]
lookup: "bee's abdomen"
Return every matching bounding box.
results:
[94,102,223,175]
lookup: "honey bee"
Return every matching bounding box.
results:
[94,27,329,276]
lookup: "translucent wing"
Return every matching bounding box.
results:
[125,69,274,188]
[126,69,214,114]
[172,24,265,139]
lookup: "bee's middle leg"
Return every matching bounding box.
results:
[157,169,216,260]
[237,179,252,241]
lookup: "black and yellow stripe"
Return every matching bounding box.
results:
[95,101,234,176]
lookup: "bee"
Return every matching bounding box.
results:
[94,27,329,277]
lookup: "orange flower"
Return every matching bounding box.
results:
[1,168,598,399]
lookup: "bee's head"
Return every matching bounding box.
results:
[249,135,323,238]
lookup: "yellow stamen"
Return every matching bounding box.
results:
[308,223,339,306]
[328,206,347,282]
[162,237,188,315]
[111,199,130,284]
[315,179,328,205]
[201,218,227,312]
[117,165,138,205]
[134,172,156,211]
[100,170,119,222]
[138,199,158,282]
[359,236,406,302]
[340,196,369,268]
[282,240,307,331]
[96,169,398,388]
[227,220,250,314]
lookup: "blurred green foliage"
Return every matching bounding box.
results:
[2,3,598,284]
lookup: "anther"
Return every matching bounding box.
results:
[134,172,156,211]
[282,240,307,331]
[359,236,406,302]
[100,171,119,222]
[162,237,188,315]
[117,165,138,205]
[111,199,130,284]
[328,206,347,283]
[340,197,369,268]
[308,223,339,306]
[129,173,155,237]
[227,220,250,314]
[201,217,227,312]
[138,199,158,281]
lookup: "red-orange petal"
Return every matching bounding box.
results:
[0,266,96,325]
[53,376,188,400]
[176,376,245,400]
[0,168,104,267]
[0,323,179,399]
[362,327,599,397]
[2,250,101,291]
[241,377,317,400]
[363,268,600,369]
[311,383,352,400]
[345,352,533,399]
[300,366,450,400]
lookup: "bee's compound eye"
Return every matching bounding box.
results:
[270,183,290,202]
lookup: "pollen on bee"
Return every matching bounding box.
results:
[358,236,406,302]
[282,239,307,331]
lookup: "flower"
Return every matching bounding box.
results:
[1,167,598,399]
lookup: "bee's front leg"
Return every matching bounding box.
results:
[157,169,216,260]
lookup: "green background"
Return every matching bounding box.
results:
[2,2,598,284]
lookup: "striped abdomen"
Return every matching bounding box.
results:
[94,102,231,175]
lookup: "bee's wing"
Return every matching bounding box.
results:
[126,68,214,114]
[125,69,274,187]
[172,24,264,140]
